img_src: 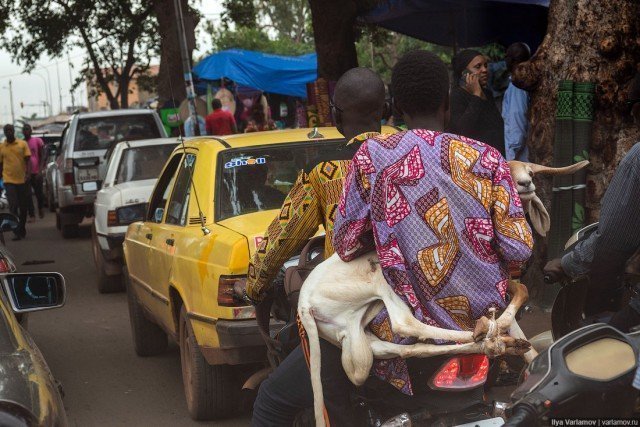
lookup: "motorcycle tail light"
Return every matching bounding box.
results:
[218,276,246,307]
[429,354,489,390]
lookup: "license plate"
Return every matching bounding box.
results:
[454,417,504,427]
[77,168,99,183]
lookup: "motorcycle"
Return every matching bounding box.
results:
[257,236,508,427]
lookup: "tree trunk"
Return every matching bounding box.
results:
[309,0,359,81]
[154,0,198,108]
[513,0,640,298]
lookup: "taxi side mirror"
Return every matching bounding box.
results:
[2,272,66,313]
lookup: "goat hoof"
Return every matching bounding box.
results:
[473,317,491,342]
[503,337,532,356]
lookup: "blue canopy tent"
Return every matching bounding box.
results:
[192,49,318,98]
[360,0,550,51]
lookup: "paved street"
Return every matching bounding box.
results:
[10,211,550,426]
[11,213,249,426]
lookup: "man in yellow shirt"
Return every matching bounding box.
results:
[0,124,31,240]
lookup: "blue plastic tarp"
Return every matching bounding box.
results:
[360,0,550,51]
[193,49,317,98]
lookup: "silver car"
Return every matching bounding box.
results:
[51,110,167,238]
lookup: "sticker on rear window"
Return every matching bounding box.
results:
[224,156,266,169]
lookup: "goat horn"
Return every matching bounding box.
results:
[529,160,589,175]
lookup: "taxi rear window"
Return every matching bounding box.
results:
[216,139,349,221]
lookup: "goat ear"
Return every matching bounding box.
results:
[528,195,550,236]
[529,160,589,176]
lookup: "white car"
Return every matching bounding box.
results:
[92,138,178,293]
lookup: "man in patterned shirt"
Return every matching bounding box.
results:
[333,50,533,395]
[236,67,387,426]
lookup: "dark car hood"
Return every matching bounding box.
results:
[0,349,46,418]
[0,308,65,426]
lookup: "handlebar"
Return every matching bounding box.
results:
[502,403,539,427]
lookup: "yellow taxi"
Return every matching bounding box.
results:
[122,127,392,420]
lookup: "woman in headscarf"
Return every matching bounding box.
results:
[448,49,506,156]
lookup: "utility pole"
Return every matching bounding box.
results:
[173,0,200,136]
[33,72,52,116]
[8,80,15,125]
[67,52,75,109]
[55,60,63,114]
[38,66,54,116]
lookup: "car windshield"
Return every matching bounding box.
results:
[115,144,177,184]
[74,115,161,151]
[217,139,347,220]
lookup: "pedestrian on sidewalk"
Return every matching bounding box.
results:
[0,124,31,240]
[23,124,45,220]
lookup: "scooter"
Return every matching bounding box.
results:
[497,223,640,425]
[502,323,640,426]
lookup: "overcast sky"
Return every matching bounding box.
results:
[0,1,223,124]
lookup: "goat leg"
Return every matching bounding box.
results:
[494,280,529,333]
[374,277,475,343]
[509,319,538,364]
[368,333,530,359]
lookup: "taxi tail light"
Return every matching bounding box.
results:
[218,276,246,307]
[63,159,74,186]
[107,210,118,227]
[429,354,489,390]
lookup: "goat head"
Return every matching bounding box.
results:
[507,160,589,236]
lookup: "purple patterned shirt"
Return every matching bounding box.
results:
[333,130,533,394]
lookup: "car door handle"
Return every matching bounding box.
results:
[145,233,153,240]
[166,238,175,246]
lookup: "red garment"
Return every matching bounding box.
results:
[205,109,236,136]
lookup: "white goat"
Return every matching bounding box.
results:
[507,160,589,236]
[298,256,530,426]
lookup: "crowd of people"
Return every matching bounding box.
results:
[183,97,276,137]
[230,47,640,425]
[0,123,45,240]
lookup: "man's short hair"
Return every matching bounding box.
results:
[212,98,222,110]
[505,42,531,73]
[391,50,449,117]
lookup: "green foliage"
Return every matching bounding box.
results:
[255,0,311,43]
[205,0,313,57]
[203,26,314,57]
[573,150,590,163]
[221,0,257,29]
[355,26,454,83]
[0,0,158,109]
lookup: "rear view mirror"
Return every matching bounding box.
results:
[0,213,19,232]
[2,272,66,313]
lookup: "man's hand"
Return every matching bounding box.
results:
[233,278,248,302]
[543,258,567,283]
